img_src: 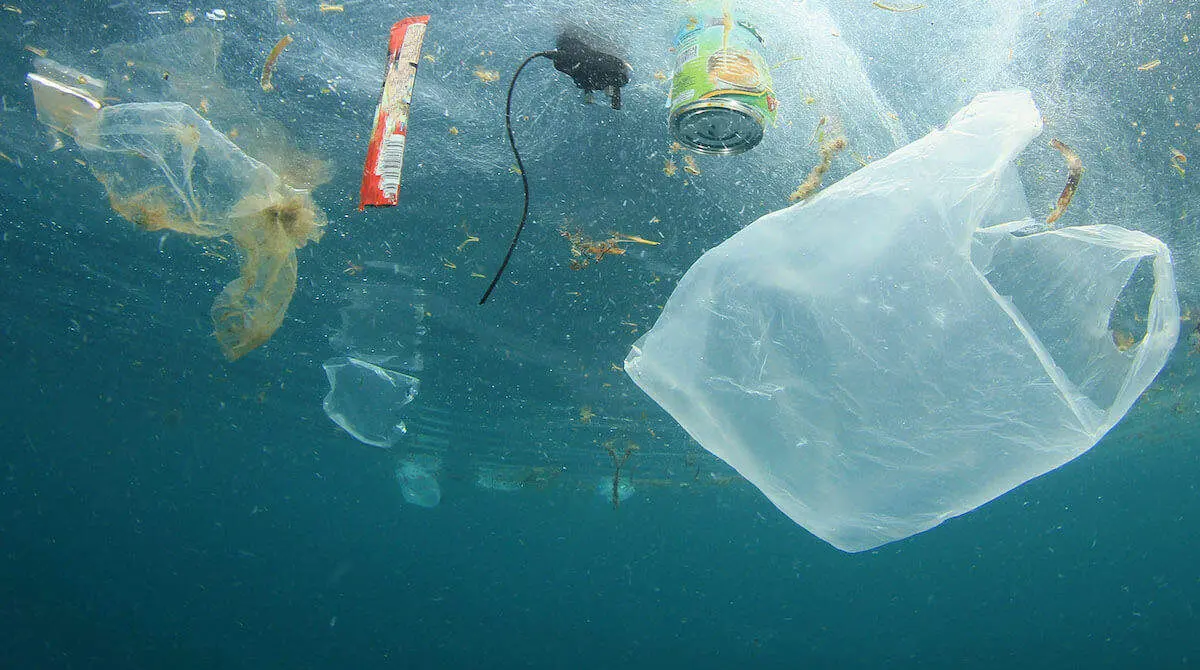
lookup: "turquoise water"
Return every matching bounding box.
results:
[2,1,1198,667]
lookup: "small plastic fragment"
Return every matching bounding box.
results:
[25,58,105,134]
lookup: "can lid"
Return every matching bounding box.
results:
[670,99,765,156]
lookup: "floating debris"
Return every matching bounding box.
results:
[1136,59,1161,71]
[789,135,848,202]
[276,0,295,25]
[473,66,500,83]
[682,154,701,175]
[260,34,293,92]
[603,440,639,509]
[561,228,660,270]
[1170,148,1187,176]
[872,2,925,12]
[1046,138,1083,224]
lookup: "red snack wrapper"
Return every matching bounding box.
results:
[359,15,429,209]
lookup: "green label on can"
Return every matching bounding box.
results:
[669,10,778,153]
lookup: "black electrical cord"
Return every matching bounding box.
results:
[478,50,556,305]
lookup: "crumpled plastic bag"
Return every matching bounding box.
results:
[625,90,1180,553]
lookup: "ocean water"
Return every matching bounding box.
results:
[1,1,1198,668]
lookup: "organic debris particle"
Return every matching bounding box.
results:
[276,0,294,25]
[872,2,925,11]
[24,45,47,57]
[456,223,479,251]
[260,34,294,92]
[1137,59,1161,71]
[319,3,344,12]
[579,406,595,424]
[807,116,827,146]
[663,158,678,176]
[1046,138,1082,224]
[682,154,701,175]
[473,66,500,83]
[1112,329,1136,351]
[789,136,847,202]
[561,228,659,270]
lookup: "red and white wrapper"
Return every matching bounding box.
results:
[359,15,429,209]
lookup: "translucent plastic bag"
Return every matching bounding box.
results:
[625,90,1180,553]
[65,100,326,360]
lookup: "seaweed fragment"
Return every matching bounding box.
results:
[789,134,847,203]
[1046,138,1082,225]
[260,34,293,92]
[603,441,639,509]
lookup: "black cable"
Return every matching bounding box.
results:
[478,50,556,305]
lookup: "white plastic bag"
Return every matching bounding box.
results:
[625,90,1179,552]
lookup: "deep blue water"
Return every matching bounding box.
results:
[2,0,1199,668]
[3,314,1199,668]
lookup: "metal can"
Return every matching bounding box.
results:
[668,7,777,156]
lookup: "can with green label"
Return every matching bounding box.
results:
[668,6,777,156]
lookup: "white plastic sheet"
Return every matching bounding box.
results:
[626,91,1180,552]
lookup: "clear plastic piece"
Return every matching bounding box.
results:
[26,58,106,134]
[322,357,419,449]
